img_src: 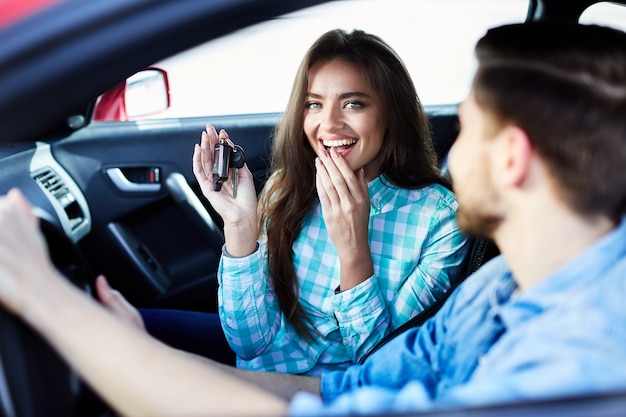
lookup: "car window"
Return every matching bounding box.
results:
[579,1,626,31]
[139,0,529,119]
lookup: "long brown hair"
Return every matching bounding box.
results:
[258,29,444,338]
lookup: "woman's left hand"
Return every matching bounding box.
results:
[315,146,374,291]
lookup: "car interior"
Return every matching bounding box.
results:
[1,0,626,416]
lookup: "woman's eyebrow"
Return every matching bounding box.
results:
[305,92,371,99]
[339,92,370,99]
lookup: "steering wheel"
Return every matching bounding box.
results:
[0,217,97,417]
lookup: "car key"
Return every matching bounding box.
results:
[230,145,244,198]
[213,137,246,198]
[232,167,238,198]
[213,139,231,192]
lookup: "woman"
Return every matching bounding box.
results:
[192,29,468,375]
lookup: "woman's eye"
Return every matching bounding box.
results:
[344,101,364,110]
[306,102,321,110]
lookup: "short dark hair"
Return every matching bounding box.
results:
[473,23,626,221]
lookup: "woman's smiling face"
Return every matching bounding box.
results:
[303,58,386,182]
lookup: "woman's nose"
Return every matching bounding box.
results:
[320,106,344,131]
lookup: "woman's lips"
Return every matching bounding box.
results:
[322,138,357,148]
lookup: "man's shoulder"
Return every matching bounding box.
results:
[456,255,510,296]
[434,255,511,317]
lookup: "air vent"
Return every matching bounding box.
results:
[30,142,91,242]
[34,169,71,204]
[33,168,84,230]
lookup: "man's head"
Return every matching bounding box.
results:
[449,23,626,238]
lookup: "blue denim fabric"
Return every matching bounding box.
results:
[289,219,626,415]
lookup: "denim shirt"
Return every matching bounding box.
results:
[289,219,626,415]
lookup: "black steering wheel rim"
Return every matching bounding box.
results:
[0,216,96,417]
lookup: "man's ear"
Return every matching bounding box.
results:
[500,125,532,188]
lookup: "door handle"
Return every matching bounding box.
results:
[105,167,161,193]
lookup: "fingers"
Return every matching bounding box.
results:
[315,149,371,270]
[356,166,368,196]
[2,189,45,253]
[193,124,232,196]
[192,142,216,199]
[315,159,331,207]
[315,145,368,209]
[95,275,146,331]
[0,189,53,315]
[193,125,217,182]
[95,275,116,304]
[201,124,220,176]
[7,188,37,225]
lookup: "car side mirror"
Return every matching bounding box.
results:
[93,68,170,121]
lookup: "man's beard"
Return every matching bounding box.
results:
[451,149,503,241]
[456,205,501,240]
[454,166,502,240]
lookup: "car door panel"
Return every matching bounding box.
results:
[44,114,280,311]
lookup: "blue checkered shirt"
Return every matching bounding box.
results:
[218,177,469,375]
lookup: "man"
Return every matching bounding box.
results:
[1,22,626,416]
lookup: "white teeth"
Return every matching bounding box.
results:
[322,139,356,147]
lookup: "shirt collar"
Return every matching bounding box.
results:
[494,218,626,328]
[367,175,399,214]
[367,175,397,212]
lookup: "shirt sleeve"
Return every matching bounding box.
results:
[331,193,469,363]
[291,264,626,416]
[288,383,434,417]
[217,242,282,359]
[439,307,626,407]
[290,331,623,417]
[288,304,448,416]
[331,275,388,362]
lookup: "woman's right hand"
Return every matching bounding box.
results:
[193,124,259,257]
[314,145,374,291]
